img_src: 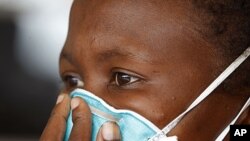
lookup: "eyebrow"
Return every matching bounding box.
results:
[60,47,153,65]
[96,48,134,62]
[60,49,74,64]
[60,48,129,62]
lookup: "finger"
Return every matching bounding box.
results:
[96,122,121,141]
[69,97,92,141]
[40,93,71,141]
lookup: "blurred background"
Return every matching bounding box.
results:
[0,0,73,140]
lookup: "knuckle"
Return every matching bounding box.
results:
[50,110,68,122]
[72,111,90,123]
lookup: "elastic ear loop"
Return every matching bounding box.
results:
[215,98,250,141]
[149,47,250,141]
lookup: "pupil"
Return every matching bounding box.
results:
[65,76,78,87]
[117,73,131,85]
[69,78,78,87]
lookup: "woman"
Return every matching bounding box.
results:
[41,0,250,140]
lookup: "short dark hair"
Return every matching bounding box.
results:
[192,0,250,94]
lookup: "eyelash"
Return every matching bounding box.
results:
[62,71,142,90]
[111,72,140,87]
[62,73,84,89]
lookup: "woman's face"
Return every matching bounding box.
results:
[59,0,242,140]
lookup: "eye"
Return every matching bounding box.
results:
[113,72,140,86]
[62,73,84,89]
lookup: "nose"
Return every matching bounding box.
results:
[82,75,107,98]
[83,83,98,95]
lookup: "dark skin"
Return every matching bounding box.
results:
[40,0,250,141]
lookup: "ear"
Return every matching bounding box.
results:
[237,107,250,125]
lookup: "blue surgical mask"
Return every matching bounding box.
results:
[64,89,177,141]
[64,47,250,141]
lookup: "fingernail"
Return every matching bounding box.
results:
[102,122,120,140]
[71,98,80,110]
[56,95,64,104]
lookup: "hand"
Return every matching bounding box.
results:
[40,92,121,141]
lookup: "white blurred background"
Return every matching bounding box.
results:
[0,0,73,140]
[1,0,73,80]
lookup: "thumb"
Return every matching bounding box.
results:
[96,122,121,141]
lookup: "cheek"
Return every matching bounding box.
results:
[112,90,175,128]
[138,91,179,128]
[143,99,171,128]
[106,90,169,128]
[133,67,215,128]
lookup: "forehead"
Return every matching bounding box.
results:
[70,0,168,30]
[61,0,215,69]
[69,0,196,42]
[64,0,199,58]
